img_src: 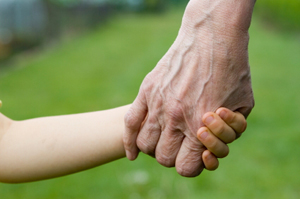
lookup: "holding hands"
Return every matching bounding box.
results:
[0,0,256,183]
[125,106,247,173]
[124,0,255,177]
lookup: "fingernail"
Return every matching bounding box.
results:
[207,152,214,160]
[199,131,208,140]
[219,110,227,119]
[205,116,214,125]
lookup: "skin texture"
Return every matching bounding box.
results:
[0,106,129,183]
[200,108,247,171]
[124,0,256,177]
[0,104,245,183]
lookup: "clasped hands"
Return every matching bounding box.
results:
[124,0,254,177]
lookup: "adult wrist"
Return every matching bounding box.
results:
[181,0,256,36]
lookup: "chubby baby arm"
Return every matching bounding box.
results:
[199,108,247,171]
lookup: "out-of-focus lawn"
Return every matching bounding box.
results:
[0,7,300,199]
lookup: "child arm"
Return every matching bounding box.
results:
[0,102,246,183]
[0,105,129,183]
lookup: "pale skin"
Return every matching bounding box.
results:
[124,0,256,177]
[0,103,246,183]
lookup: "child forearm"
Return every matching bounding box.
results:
[0,105,130,183]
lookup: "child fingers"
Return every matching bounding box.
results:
[197,127,229,158]
[202,112,236,144]
[216,108,247,134]
[202,150,219,171]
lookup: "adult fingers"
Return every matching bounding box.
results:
[202,112,236,144]
[124,93,148,160]
[197,127,229,158]
[136,114,161,157]
[202,150,219,171]
[216,108,247,134]
[155,125,185,167]
[175,136,205,177]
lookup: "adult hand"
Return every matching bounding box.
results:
[124,0,255,177]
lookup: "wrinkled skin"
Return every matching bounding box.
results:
[124,0,255,177]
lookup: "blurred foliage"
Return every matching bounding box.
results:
[47,0,188,12]
[143,0,166,12]
[169,0,188,5]
[48,0,167,12]
[0,0,189,61]
[255,0,300,31]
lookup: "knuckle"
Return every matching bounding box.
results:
[207,139,218,149]
[165,124,185,137]
[176,146,205,177]
[124,109,139,130]
[136,122,161,155]
[141,73,156,91]
[147,115,157,126]
[137,138,155,155]
[176,164,203,177]
[213,124,236,144]
[214,124,225,137]
[156,153,175,168]
[228,112,236,125]
[167,105,184,121]
[123,136,134,148]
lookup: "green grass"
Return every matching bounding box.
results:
[0,8,300,199]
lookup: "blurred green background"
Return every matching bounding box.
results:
[255,0,300,30]
[0,0,300,198]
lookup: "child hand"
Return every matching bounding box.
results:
[197,108,247,171]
